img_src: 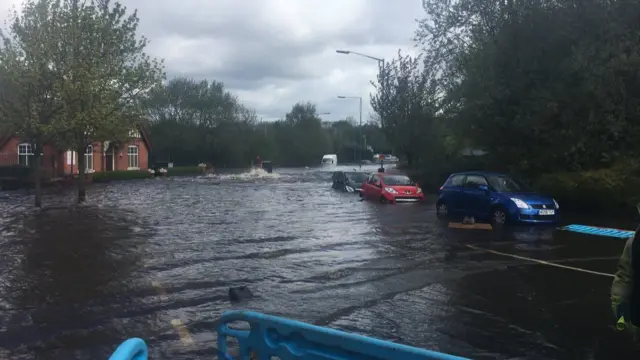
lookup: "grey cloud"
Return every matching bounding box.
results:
[0,0,423,122]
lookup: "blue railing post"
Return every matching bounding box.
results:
[108,338,148,360]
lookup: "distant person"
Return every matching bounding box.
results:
[255,155,262,169]
[611,224,640,339]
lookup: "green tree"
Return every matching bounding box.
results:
[145,79,388,168]
[370,50,441,166]
[0,0,64,207]
[279,102,331,166]
[416,0,640,175]
[52,0,164,202]
[406,0,640,210]
[145,77,258,167]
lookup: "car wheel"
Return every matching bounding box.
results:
[436,202,448,218]
[491,208,507,225]
[380,196,388,204]
[359,191,363,198]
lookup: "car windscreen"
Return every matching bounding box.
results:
[383,175,413,186]
[487,175,531,192]
[346,172,367,183]
[322,158,333,164]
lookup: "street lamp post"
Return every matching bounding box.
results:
[336,49,385,158]
[336,50,384,66]
[337,95,362,163]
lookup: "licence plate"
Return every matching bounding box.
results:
[539,209,555,215]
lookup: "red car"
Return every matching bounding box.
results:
[360,173,424,204]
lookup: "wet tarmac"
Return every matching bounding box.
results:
[0,166,639,359]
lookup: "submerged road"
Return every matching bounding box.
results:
[0,166,639,359]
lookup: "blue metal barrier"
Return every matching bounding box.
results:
[558,224,635,239]
[108,311,469,359]
[108,338,147,360]
[216,310,468,360]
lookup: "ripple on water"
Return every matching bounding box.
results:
[0,167,632,359]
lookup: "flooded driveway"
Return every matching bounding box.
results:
[0,166,638,359]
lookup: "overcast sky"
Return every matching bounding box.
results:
[0,0,423,122]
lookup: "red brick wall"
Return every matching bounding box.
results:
[60,139,149,175]
[112,139,149,171]
[2,136,150,176]
[0,136,61,178]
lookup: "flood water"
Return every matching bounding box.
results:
[0,166,639,359]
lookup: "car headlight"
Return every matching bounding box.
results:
[384,187,397,194]
[511,198,530,209]
[416,187,423,193]
[345,186,354,192]
[553,199,559,209]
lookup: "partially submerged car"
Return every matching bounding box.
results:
[332,171,368,193]
[436,171,560,225]
[361,173,424,203]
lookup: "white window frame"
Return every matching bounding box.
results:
[85,145,93,171]
[18,143,33,166]
[128,129,141,138]
[127,145,139,170]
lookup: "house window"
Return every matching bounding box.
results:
[85,145,93,171]
[18,143,33,166]
[129,129,141,138]
[127,145,139,169]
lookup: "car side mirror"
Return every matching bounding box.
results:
[478,184,489,192]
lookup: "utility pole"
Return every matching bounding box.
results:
[335,50,385,163]
[359,96,363,163]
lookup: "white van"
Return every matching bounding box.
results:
[321,154,338,166]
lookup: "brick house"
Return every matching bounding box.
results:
[0,127,152,178]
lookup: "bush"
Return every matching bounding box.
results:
[93,170,152,182]
[166,166,201,176]
[533,167,640,215]
[0,165,31,180]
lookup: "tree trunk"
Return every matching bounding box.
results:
[76,146,86,203]
[33,152,42,208]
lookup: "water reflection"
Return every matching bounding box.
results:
[0,168,637,359]
[0,206,151,359]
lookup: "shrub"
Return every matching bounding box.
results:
[0,165,31,179]
[93,170,152,182]
[533,167,639,215]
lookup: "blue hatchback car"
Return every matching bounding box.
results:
[436,171,560,225]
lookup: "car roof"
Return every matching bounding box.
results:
[451,171,507,176]
[378,173,409,178]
